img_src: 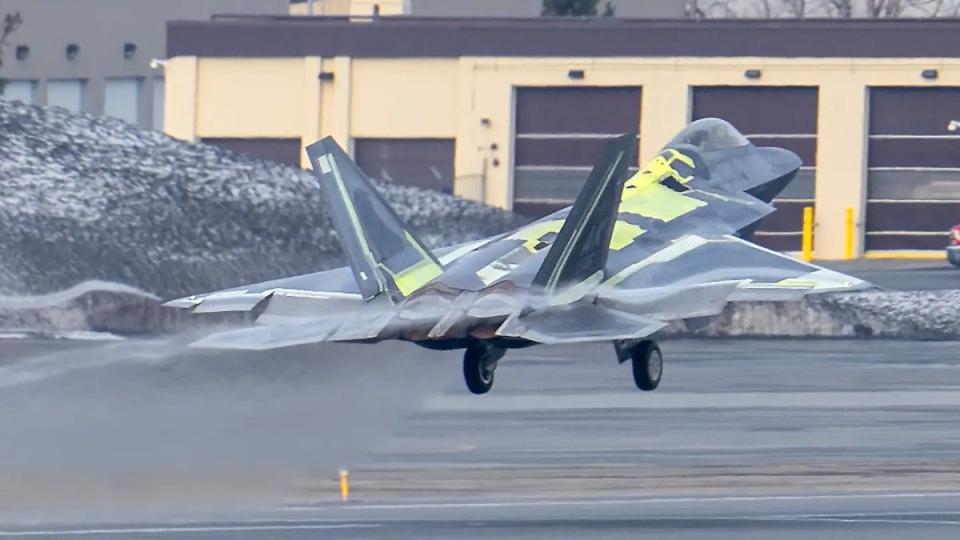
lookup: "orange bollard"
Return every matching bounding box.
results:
[339,469,350,502]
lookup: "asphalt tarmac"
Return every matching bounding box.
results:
[822,259,959,290]
[1,338,958,538]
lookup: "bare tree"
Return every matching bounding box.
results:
[690,0,960,17]
[784,0,808,17]
[754,0,773,17]
[0,12,23,93]
[819,0,855,16]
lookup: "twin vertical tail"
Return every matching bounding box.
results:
[307,133,635,305]
[532,133,636,302]
[306,137,443,302]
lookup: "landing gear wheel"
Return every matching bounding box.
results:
[631,341,662,391]
[463,344,496,395]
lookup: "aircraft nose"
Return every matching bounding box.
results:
[745,146,803,204]
[757,146,803,178]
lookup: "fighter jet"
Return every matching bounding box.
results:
[166,118,869,394]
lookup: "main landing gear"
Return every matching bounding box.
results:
[463,342,506,395]
[461,339,663,395]
[615,339,663,391]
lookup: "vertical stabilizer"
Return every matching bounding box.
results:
[306,137,443,302]
[532,133,636,301]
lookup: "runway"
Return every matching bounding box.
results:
[1,338,959,537]
[4,493,960,539]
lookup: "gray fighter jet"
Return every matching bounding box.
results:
[166,119,869,394]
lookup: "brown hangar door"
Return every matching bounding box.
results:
[512,87,642,219]
[691,86,819,252]
[866,88,960,252]
[355,138,456,194]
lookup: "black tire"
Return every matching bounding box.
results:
[463,345,495,395]
[631,341,662,391]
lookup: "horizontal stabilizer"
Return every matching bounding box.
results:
[189,291,272,314]
[495,303,666,345]
[190,318,344,350]
[599,280,743,321]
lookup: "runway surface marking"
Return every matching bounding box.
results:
[5,511,960,536]
[784,517,960,525]
[766,511,960,525]
[425,390,960,412]
[285,491,960,511]
[0,523,380,537]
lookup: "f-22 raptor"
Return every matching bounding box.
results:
[166,118,868,394]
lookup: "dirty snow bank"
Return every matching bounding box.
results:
[663,290,960,339]
[0,99,525,299]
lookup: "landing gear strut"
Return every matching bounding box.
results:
[615,339,663,391]
[463,342,505,395]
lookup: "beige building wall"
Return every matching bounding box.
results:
[170,54,960,259]
[350,59,459,137]
[290,0,405,15]
[163,56,199,141]
[195,58,305,138]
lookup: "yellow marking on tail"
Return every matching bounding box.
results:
[389,258,443,296]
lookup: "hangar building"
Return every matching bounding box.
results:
[162,17,960,259]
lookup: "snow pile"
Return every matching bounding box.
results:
[666,290,960,339]
[0,99,525,299]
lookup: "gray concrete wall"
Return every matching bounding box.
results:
[0,0,287,129]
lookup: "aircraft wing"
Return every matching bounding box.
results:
[494,235,869,345]
[490,119,871,344]
[162,238,492,313]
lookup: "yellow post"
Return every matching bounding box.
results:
[844,207,855,260]
[801,206,814,262]
[339,469,350,501]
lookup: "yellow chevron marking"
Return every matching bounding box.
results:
[510,220,565,253]
[620,183,706,222]
[609,221,646,250]
[510,218,645,253]
[624,148,696,193]
[619,148,704,222]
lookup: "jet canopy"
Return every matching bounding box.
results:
[665,118,751,152]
